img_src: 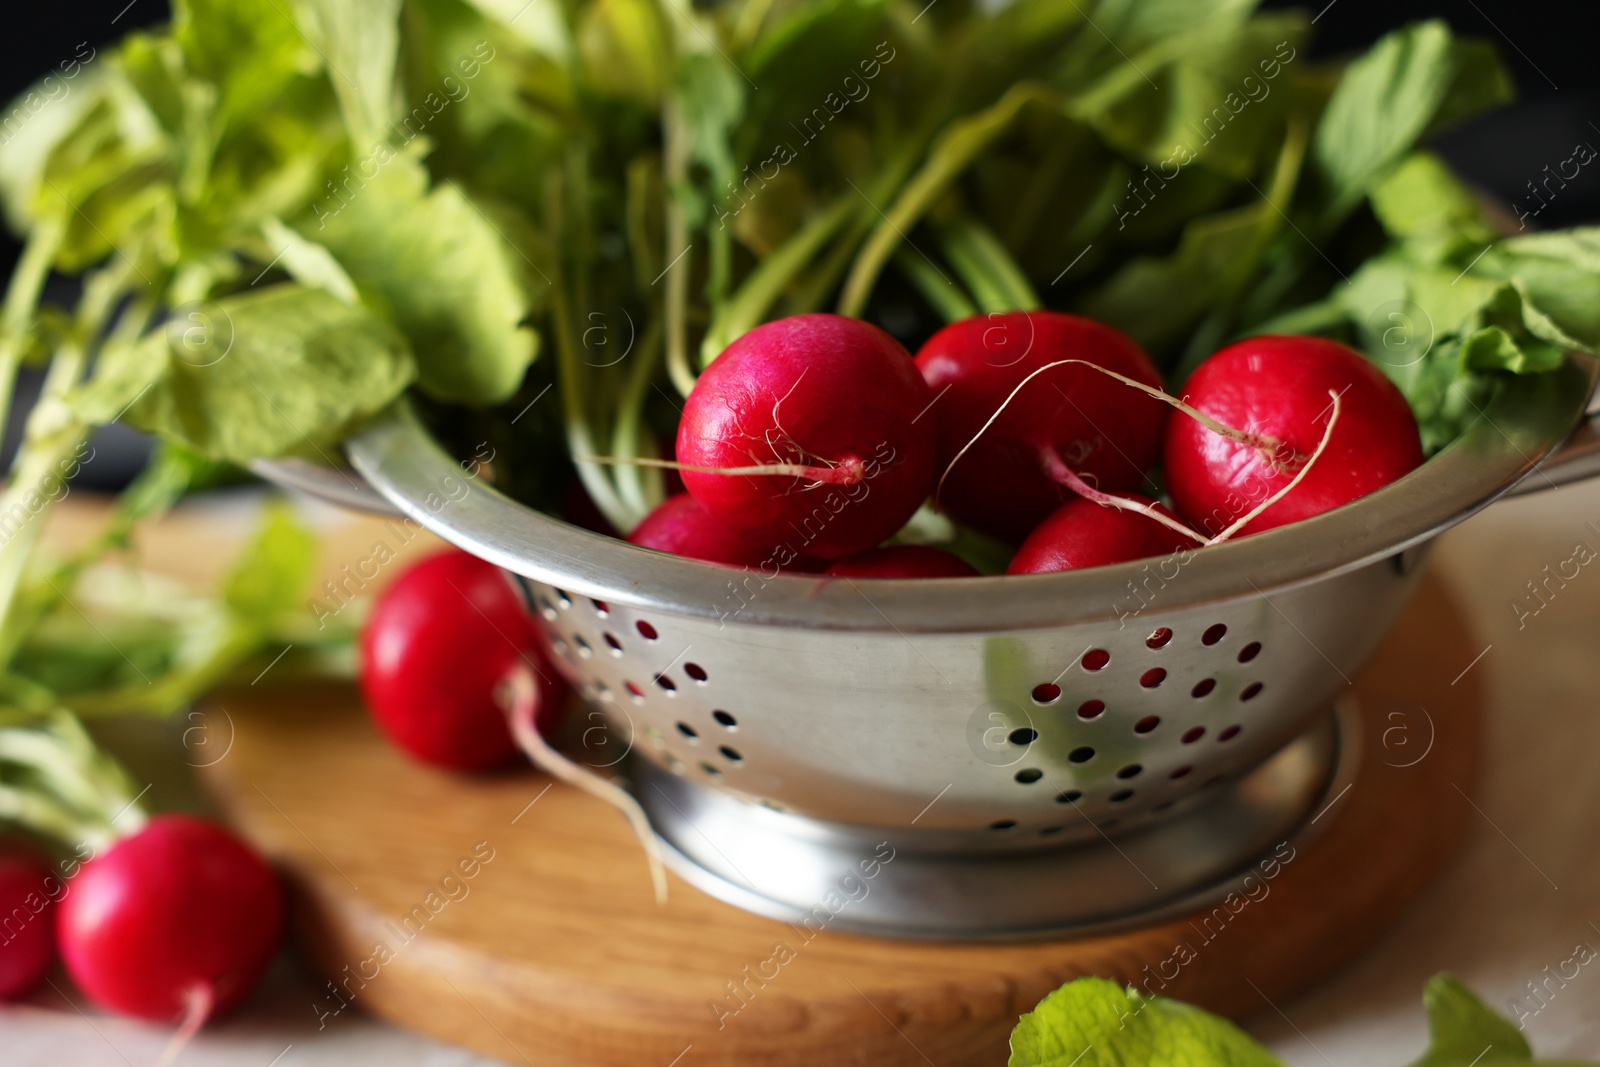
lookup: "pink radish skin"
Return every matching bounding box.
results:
[56,816,283,1022]
[1165,336,1423,536]
[677,314,937,559]
[915,311,1169,543]
[824,545,980,578]
[360,550,567,771]
[0,845,56,1000]
[1008,497,1199,574]
[629,494,822,571]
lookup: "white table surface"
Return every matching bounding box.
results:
[5,476,1600,1066]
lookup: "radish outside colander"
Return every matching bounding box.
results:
[266,355,1600,939]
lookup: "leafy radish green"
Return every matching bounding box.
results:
[1009,973,1577,1067]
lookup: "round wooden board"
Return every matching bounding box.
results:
[201,572,1480,1067]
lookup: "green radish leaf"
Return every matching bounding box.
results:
[294,0,405,147]
[1369,151,1496,264]
[312,158,539,404]
[174,0,316,132]
[577,0,671,106]
[222,503,318,622]
[1477,229,1600,353]
[1307,20,1511,226]
[1408,973,1532,1066]
[72,284,415,464]
[1064,14,1306,181]
[0,63,119,232]
[1080,200,1274,353]
[1009,977,1284,1067]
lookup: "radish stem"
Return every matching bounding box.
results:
[500,668,668,905]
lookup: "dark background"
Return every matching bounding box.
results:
[3,0,1597,487]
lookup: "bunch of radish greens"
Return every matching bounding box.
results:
[1011,972,1595,1066]
[3,0,1600,1037]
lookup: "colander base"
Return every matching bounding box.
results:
[632,701,1359,940]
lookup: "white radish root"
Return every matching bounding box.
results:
[938,357,1341,546]
[500,668,669,905]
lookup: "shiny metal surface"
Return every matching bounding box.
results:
[334,354,1599,937]
[249,456,400,515]
[635,701,1356,939]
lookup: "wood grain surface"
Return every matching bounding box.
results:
[192,509,1483,1067]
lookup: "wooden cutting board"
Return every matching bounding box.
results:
[190,501,1482,1067]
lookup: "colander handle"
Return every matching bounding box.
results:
[1510,408,1600,496]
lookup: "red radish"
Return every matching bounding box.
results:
[629,493,821,571]
[676,314,937,559]
[824,544,979,578]
[915,311,1168,542]
[1165,336,1423,536]
[0,844,56,1000]
[361,550,568,771]
[1008,498,1198,574]
[56,816,282,1024]
[360,551,667,901]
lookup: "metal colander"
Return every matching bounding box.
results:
[271,355,1600,939]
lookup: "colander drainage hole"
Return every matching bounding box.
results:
[1008,727,1038,746]
[676,722,699,741]
[989,819,1017,831]
[624,681,644,703]
[551,638,570,658]
[1170,765,1193,779]
[1055,789,1083,804]
[573,635,593,659]
[1154,800,1176,812]
[1181,726,1206,744]
[1039,826,1064,836]
[1031,683,1061,704]
[636,619,659,640]
[685,662,708,682]
[1109,789,1135,803]
[1014,768,1042,784]
[1068,746,1095,764]
[1201,623,1227,645]
[1238,641,1262,662]
[719,745,743,763]
[1191,678,1216,698]
[1140,667,1166,689]
[591,598,610,616]
[1082,649,1110,671]
[553,589,572,609]
[603,632,623,654]
[655,673,677,693]
[700,761,722,778]
[538,597,558,621]
[1134,715,1160,734]
[1218,724,1243,742]
[711,710,737,729]
[1146,627,1173,649]
[592,680,612,701]
[1116,764,1143,780]
[1077,700,1105,720]
[1240,682,1264,701]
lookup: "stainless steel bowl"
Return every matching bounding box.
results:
[264,355,1600,937]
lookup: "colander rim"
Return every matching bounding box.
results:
[343,354,1598,633]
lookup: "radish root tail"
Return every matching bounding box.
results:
[1040,451,1205,544]
[152,983,214,1067]
[576,454,866,487]
[500,668,669,905]
[936,358,1288,508]
[1203,388,1342,545]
